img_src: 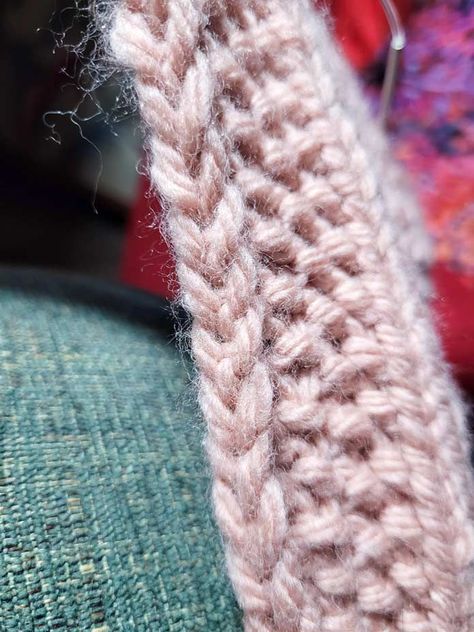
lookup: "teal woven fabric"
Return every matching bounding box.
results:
[0,270,242,632]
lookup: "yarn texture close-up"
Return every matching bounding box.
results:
[106,0,474,631]
[1,0,473,631]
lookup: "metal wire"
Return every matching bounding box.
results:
[378,0,406,125]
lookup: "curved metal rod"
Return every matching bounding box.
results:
[378,0,406,125]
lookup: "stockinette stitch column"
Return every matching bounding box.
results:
[107,1,474,630]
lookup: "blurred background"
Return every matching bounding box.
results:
[0,0,473,384]
[0,0,139,279]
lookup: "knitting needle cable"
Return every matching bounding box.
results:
[378,0,406,125]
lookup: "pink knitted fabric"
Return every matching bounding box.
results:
[109,1,474,629]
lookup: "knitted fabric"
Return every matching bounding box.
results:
[109,1,474,630]
[0,269,242,631]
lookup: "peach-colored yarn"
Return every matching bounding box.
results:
[109,1,474,630]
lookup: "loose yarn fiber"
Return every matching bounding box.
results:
[108,1,474,630]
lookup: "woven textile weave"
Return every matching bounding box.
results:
[0,269,242,631]
[108,1,474,630]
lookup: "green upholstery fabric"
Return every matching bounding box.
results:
[0,269,242,632]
